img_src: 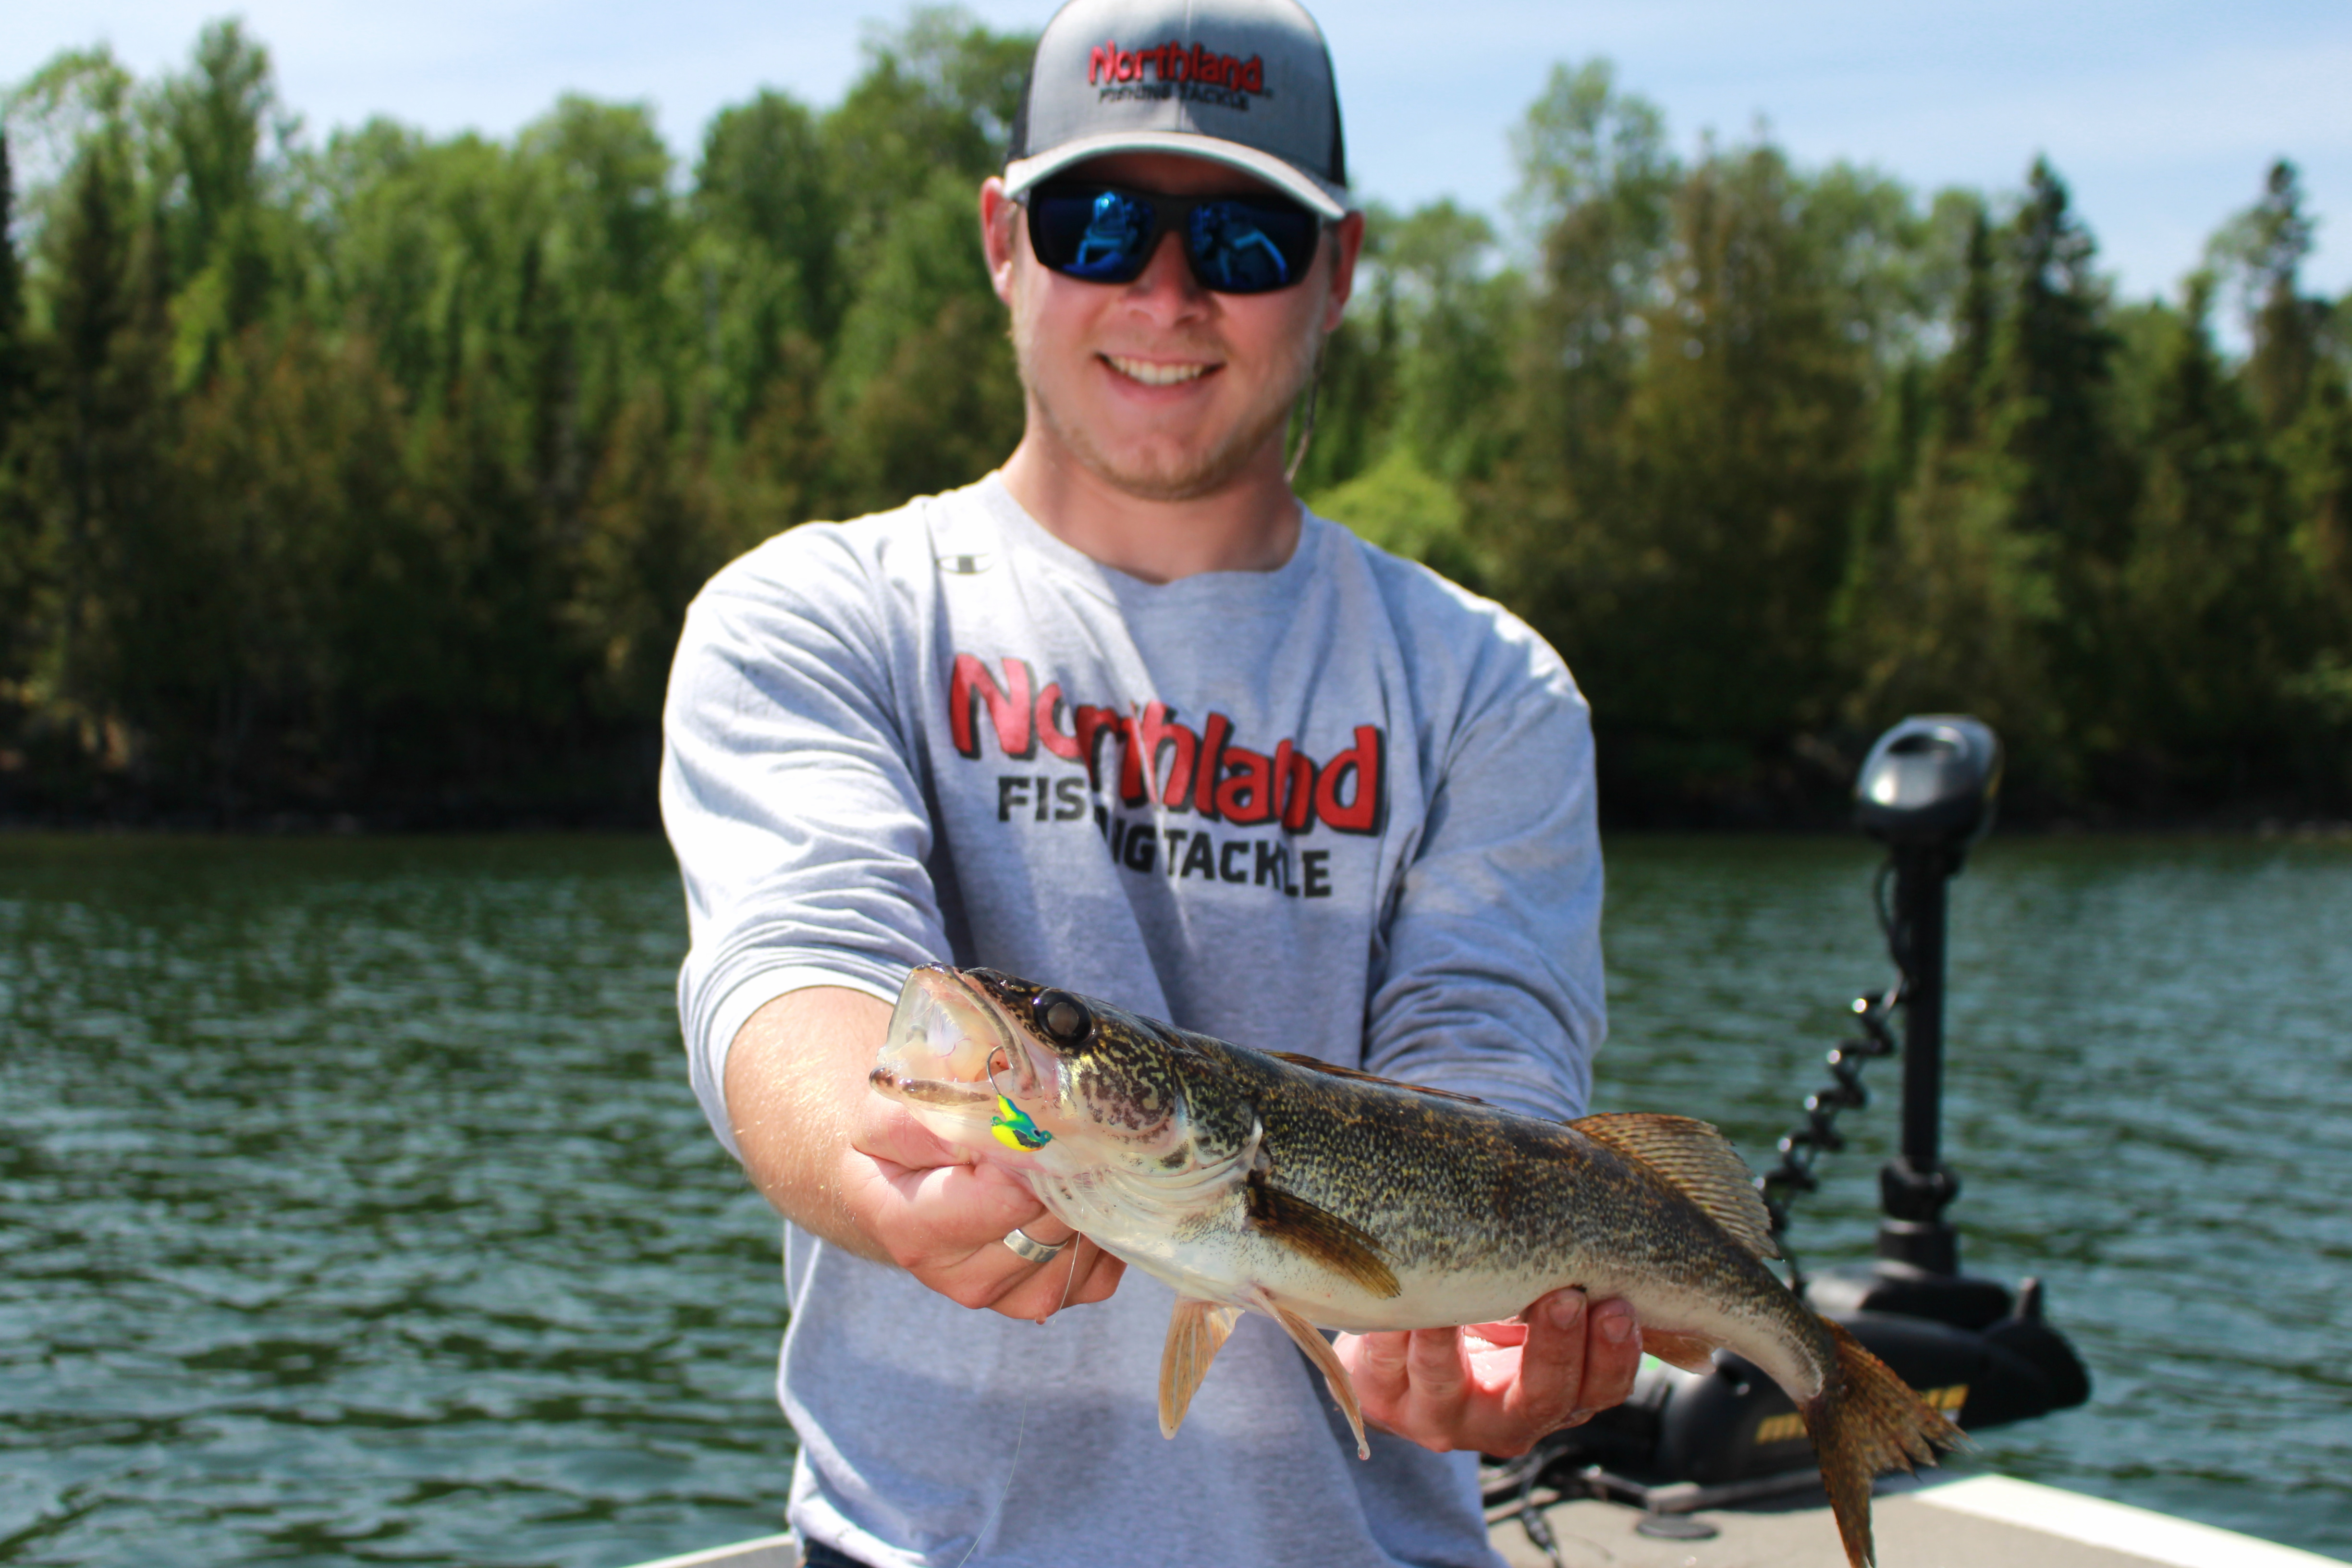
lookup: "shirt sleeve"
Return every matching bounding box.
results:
[1359,599,1606,1123]
[660,526,946,1160]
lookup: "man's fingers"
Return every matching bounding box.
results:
[1351,1326,1472,1446]
[1062,1240,1125,1306]
[1346,1329,1413,1417]
[1580,1298,1641,1411]
[1506,1288,1589,1435]
[981,1236,1124,1321]
[1404,1325,1470,1406]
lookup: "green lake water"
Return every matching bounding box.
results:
[2,833,2347,1565]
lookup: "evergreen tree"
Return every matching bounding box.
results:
[43,133,143,719]
[0,134,24,419]
[1597,142,1873,763]
[0,132,34,702]
[1499,59,1675,514]
[2112,275,2303,802]
[1982,159,2134,771]
[1841,196,2067,785]
[1478,60,1675,752]
[2277,359,2352,794]
[151,19,285,383]
[692,90,840,438]
[2211,159,2324,433]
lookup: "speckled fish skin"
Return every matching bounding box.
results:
[868,963,1961,1568]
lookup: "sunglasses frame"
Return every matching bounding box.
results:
[1018,180,1329,296]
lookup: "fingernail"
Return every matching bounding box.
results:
[1598,1304,1633,1344]
[1547,1293,1585,1332]
[1564,1408,1595,1427]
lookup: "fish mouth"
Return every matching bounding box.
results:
[870,963,1043,1112]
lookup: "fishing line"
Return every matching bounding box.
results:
[949,1215,1080,1568]
[1284,343,1325,484]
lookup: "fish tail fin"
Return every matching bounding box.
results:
[1802,1317,1969,1568]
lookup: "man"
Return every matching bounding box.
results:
[662,0,1637,1562]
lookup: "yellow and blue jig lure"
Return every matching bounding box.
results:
[991,1094,1053,1152]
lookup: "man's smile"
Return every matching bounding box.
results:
[1103,354,1217,387]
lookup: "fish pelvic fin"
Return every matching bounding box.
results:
[1158,1298,1242,1440]
[1568,1112,1781,1261]
[1243,1175,1401,1298]
[1803,1316,1972,1568]
[1638,1327,1721,1375]
[1255,1293,1371,1461]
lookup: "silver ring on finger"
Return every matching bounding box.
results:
[1002,1226,1067,1264]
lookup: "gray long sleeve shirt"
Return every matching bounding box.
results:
[662,475,1605,1568]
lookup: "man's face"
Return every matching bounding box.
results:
[983,153,1362,503]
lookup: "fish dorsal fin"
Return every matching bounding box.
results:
[1263,1051,1490,1106]
[1569,1112,1781,1261]
[1244,1173,1401,1298]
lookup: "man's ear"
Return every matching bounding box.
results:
[1322,210,1366,332]
[980,177,1021,306]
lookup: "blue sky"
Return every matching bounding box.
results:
[7,0,2348,306]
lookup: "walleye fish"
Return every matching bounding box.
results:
[870,963,1961,1568]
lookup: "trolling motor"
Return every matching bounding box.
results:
[1812,717,2020,1311]
[1490,717,2089,1541]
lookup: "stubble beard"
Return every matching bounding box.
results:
[1012,301,1324,504]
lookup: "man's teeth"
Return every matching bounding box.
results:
[1107,355,1211,386]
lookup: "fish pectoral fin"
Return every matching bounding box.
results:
[1243,1176,1401,1299]
[1639,1327,1722,1375]
[1158,1298,1242,1440]
[1262,1051,1490,1106]
[1568,1112,1782,1262]
[1253,1291,1372,1461]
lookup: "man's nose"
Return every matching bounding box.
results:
[1121,229,1208,314]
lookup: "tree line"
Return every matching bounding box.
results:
[2,14,2346,825]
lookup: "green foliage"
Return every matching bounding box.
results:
[0,22,2344,821]
[1307,446,1485,590]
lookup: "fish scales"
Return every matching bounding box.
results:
[868,962,1963,1568]
[1240,1041,1737,1283]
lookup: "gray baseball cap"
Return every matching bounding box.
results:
[1004,0,1351,220]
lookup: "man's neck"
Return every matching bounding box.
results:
[997,433,1304,585]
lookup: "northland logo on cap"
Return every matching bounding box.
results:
[1006,0,1349,219]
[1089,38,1269,107]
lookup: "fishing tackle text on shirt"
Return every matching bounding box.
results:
[948,653,1384,901]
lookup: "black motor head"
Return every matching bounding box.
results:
[1856,716,2003,852]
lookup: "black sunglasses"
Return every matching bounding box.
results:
[1021,181,1325,295]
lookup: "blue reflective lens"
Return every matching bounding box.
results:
[1189,203,1296,293]
[1066,191,1152,279]
[1028,183,1321,295]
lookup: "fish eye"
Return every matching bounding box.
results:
[1032,990,1093,1046]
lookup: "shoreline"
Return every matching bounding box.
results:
[3,810,2347,840]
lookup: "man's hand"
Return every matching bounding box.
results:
[725,986,1122,1324]
[843,1083,1124,1322]
[1335,1288,1640,1457]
